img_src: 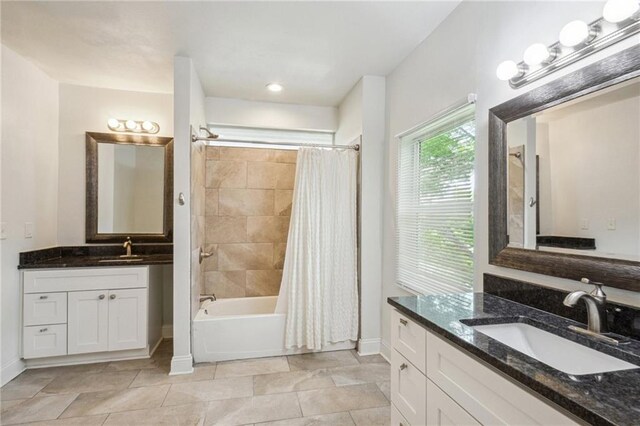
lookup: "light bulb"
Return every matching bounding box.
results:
[523,43,551,66]
[142,121,154,131]
[496,60,520,81]
[107,118,120,129]
[266,83,283,92]
[603,0,639,23]
[559,20,591,47]
[125,120,137,130]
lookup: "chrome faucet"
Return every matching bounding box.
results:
[564,278,608,334]
[123,237,133,257]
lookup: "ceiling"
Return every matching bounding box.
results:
[2,1,459,106]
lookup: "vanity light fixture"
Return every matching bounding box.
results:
[496,1,640,88]
[603,0,639,23]
[266,83,283,92]
[107,118,160,134]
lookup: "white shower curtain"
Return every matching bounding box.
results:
[275,147,359,350]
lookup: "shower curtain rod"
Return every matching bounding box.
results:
[194,136,360,151]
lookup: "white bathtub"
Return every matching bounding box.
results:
[193,296,355,363]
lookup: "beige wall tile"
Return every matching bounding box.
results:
[272,150,298,164]
[205,271,246,298]
[203,244,218,271]
[247,216,290,243]
[219,147,275,162]
[219,189,274,216]
[205,216,247,244]
[246,270,283,296]
[247,162,296,189]
[273,243,287,269]
[206,147,220,160]
[274,190,293,216]
[205,189,218,216]
[206,160,247,188]
[218,243,274,271]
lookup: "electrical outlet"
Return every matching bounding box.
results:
[24,222,33,239]
[607,218,616,230]
[580,219,589,230]
[0,222,6,240]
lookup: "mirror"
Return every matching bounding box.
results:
[489,45,640,292]
[507,77,640,261]
[86,132,173,243]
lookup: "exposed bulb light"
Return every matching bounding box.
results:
[266,83,283,92]
[107,118,120,130]
[559,20,591,47]
[142,121,154,131]
[523,43,552,66]
[603,0,639,23]
[496,60,520,81]
[125,120,138,130]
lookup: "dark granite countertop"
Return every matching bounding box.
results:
[18,245,173,269]
[388,293,640,426]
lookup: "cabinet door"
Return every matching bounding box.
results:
[427,379,480,426]
[391,349,427,426]
[108,288,147,351]
[68,290,109,354]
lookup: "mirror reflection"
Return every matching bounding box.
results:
[97,143,165,234]
[507,76,640,261]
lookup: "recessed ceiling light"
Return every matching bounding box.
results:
[266,83,283,92]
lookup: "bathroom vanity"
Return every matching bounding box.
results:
[387,277,640,426]
[18,246,172,367]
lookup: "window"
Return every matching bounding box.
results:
[396,103,475,294]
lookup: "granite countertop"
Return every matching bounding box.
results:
[18,245,173,269]
[388,293,640,426]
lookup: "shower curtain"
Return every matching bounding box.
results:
[275,147,359,350]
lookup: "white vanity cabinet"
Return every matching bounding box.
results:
[390,308,579,426]
[22,266,160,364]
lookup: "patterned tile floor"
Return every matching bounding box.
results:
[0,340,390,425]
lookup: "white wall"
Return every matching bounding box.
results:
[382,1,640,358]
[335,80,363,145]
[1,45,59,385]
[172,56,206,375]
[205,97,337,132]
[57,84,173,245]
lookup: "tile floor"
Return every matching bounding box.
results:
[0,340,390,425]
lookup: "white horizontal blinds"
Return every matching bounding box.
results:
[397,103,475,295]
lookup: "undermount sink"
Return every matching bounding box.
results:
[472,322,638,375]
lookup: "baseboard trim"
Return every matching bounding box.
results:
[380,339,391,363]
[170,354,194,375]
[1,358,26,386]
[162,325,173,339]
[25,347,151,369]
[357,338,381,356]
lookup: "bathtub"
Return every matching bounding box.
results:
[193,296,355,363]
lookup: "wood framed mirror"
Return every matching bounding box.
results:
[86,132,174,243]
[488,45,640,292]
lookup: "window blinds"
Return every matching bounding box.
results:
[396,103,476,295]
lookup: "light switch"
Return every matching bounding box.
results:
[607,218,616,230]
[580,219,589,230]
[24,222,33,239]
[0,222,6,240]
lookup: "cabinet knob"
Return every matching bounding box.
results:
[98,294,105,300]
[399,318,408,326]
[39,328,48,333]
[110,294,116,300]
[39,295,48,300]
[399,363,408,371]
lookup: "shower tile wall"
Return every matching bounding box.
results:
[191,141,206,317]
[203,147,297,298]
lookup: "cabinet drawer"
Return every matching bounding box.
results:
[391,349,426,426]
[23,324,67,359]
[24,293,67,326]
[391,309,426,373]
[391,403,411,426]
[24,267,148,293]
[427,379,480,426]
[426,331,578,425]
